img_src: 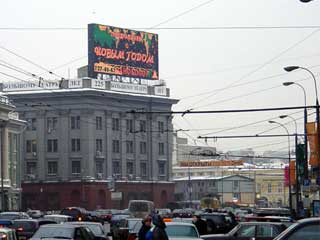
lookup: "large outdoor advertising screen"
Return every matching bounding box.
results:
[88,23,159,80]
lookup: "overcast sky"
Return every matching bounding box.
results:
[1,0,320,154]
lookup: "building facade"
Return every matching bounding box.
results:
[0,95,25,210]
[3,78,178,210]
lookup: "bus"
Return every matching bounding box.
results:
[200,197,221,210]
[128,200,155,218]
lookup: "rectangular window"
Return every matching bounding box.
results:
[47,139,58,153]
[26,118,37,131]
[126,141,134,153]
[48,161,58,175]
[158,161,165,175]
[158,142,165,155]
[126,119,133,133]
[112,118,120,131]
[257,183,262,193]
[96,116,102,130]
[127,162,134,175]
[47,117,58,131]
[71,116,80,129]
[141,162,147,178]
[72,161,81,174]
[267,183,272,193]
[96,161,103,174]
[140,142,147,154]
[158,121,164,134]
[112,140,120,153]
[278,183,283,193]
[96,139,103,152]
[139,120,146,132]
[112,161,121,175]
[26,140,37,153]
[234,180,239,188]
[71,139,81,152]
[26,162,37,175]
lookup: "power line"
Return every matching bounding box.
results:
[189,28,320,110]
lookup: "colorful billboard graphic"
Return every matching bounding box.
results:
[88,23,159,80]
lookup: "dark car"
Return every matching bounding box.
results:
[202,222,287,240]
[67,222,109,240]
[201,213,236,234]
[61,207,90,222]
[273,217,320,240]
[30,224,95,240]
[13,219,40,240]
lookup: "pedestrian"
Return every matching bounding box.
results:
[192,214,207,235]
[139,215,152,240]
[147,214,168,240]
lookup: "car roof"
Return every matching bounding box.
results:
[43,214,72,218]
[166,222,196,227]
[67,222,102,225]
[13,219,38,222]
[40,224,77,228]
[296,217,320,224]
[239,221,286,225]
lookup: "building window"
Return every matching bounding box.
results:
[48,161,58,175]
[127,162,134,175]
[158,161,165,175]
[72,161,81,174]
[112,140,120,153]
[126,141,134,153]
[47,139,58,153]
[112,161,121,175]
[233,192,240,200]
[96,116,102,130]
[278,183,283,193]
[26,162,37,175]
[141,162,147,178]
[267,183,272,193]
[112,118,120,131]
[71,116,80,129]
[71,139,81,152]
[26,140,37,153]
[26,118,37,131]
[96,139,103,152]
[139,120,146,132]
[158,121,164,134]
[96,161,103,174]
[257,183,262,193]
[47,117,58,132]
[126,119,133,133]
[158,142,165,155]
[140,142,147,154]
[234,180,239,188]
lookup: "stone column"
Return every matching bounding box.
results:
[2,126,9,181]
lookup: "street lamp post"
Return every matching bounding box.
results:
[269,120,293,211]
[279,115,300,211]
[284,66,319,182]
[282,81,308,180]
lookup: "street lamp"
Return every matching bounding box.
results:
[284,66,319,180]
[268,120,293,211]
[279,115,300,212]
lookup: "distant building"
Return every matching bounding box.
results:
[173,174,255,204]
[0,95,26,210]
[2,78,178,210]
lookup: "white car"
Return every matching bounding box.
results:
[165,222,202,240]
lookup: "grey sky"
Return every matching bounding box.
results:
[1,0,320,154]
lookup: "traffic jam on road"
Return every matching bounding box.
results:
[0,202,318,240]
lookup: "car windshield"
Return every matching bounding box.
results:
[0,214,20,220]
[165,225,198,238]
[33,227,73,239]
[86,225,103,235]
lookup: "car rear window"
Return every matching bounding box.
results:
[33,226,74,239]
[13,221,37,231]
[165,225,198,238]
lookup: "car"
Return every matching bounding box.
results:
[42,214,73,223]
[273,217,320,240]
[165,222,202,240]
[113,218,141,240]
[201,213,236,234]
[30,224,95,240]
[26,211,43,219]
[172,209,194,218]
[0,228,18,240]
[0,212,30,221]
[201,222,287,240]
[61,207,90,222]
[13,219,41,240]
[67,222,109,240]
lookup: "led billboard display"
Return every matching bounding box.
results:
[88,23,159,80]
